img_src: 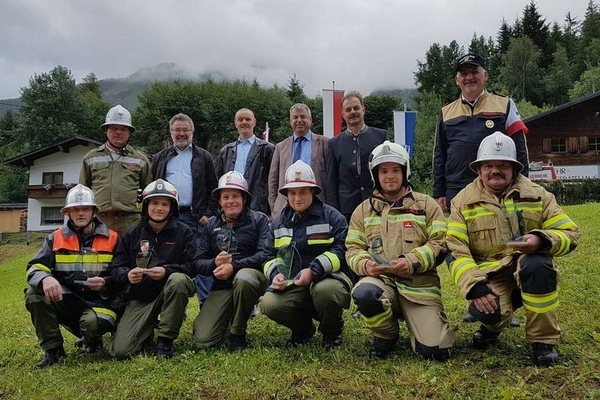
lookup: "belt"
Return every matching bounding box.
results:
[179,205,192,213]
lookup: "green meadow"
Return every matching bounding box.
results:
[0,204,598,400]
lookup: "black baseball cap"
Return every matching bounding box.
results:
[456,53,485,71]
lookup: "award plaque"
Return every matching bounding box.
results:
[504,208,526,244]
[135,240,157,271]
[275,243,302,281]
[370,236,390,266]
[216,225,238,254]
[72,249,104,285]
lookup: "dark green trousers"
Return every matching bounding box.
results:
[109,273,195,359]
[25,286,113,351]
[193,268,268,348]
[261,278,351,337]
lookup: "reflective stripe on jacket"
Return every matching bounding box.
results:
[433,92,529,199]
[346,189,447,306]
[446,175,581,299]
[79,144,151,213]
[263,197,353,290]
[26,219,120,317]
[52,228,118,274]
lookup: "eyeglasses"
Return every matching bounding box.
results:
[171,128,193,134]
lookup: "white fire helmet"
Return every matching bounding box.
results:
[101,105,135,132]
[142,179,180,218]
[61,184,97,214]
[279,160,322,196]
[469,131,524,173]
[369,140,411,188]
[212,171,252,201]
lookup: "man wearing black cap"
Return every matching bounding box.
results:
[433,54,529,212]
[433,53,529,324]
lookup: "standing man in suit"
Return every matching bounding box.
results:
[268,103,329,218]
[216,108,275,216]
[325,92,388,221]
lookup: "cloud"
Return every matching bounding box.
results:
[0,0,590,98]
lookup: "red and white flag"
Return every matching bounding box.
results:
[322,89,344,138]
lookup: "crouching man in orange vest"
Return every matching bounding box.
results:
[25,184,120,368]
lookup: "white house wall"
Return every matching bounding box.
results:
[28,198,65,232]
[27,144,94,231]
[28,146,92,185]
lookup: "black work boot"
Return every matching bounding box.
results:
[472,326,500,349]
[509,315,521,328]
[228,333,249,352]
[35,346,66,369]
[463,311,477,323]
[84,340,103,354]
[322,333,343,350]
[532,343,559,367]
[286,324,316,348]
[155,337,174,359]
[75,337,103,353]
[74,337,85,348]
[369,337,397,359]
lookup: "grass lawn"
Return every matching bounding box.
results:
[0,204,599,399]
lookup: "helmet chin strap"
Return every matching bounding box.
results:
[147,213,170,224]
[68,216,94,232]
[104,129,129,153]
[381,188,402,199]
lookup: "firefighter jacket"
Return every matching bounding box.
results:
[80,143,152,214]
[216,138,275,215]
[446,175,581,299]
[325,126,388,215]
[346,188,448,307]
[433,92,529,199]
[26,218,120,318]
[151,143,219,218]
[196,207,270,291]
[110,218,201,303]
[263,197,354,290]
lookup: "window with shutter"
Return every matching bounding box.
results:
[550,138,566,153]
[542,138,551,153]
[568,137,578,154]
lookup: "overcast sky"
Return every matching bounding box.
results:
[0,0,591,99]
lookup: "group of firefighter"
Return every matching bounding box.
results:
[25,53,580,370]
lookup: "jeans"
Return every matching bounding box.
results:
[177,211,213,307]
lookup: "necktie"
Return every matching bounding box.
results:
[293,136,305,163]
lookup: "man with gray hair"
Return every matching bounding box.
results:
[268,103,329,217]
[151,113,218,307]
[216,108,274,215]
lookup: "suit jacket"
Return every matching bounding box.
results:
[325,126,388,216]
[268,132,329,218]
[216,137,274,215]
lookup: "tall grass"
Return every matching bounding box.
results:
[0,204,599,399]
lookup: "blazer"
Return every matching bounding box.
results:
[325,126,388,216]
[216,137,274,215]
[268,132,329,218]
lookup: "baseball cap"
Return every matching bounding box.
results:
[456,53,485,71]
